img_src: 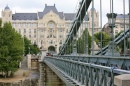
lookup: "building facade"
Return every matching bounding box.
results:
[1,4,100,53]
[103,14,129,36]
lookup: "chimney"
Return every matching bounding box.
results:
[45,4,47,7]
[54,4,55,7]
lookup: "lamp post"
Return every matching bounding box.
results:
[98,42,101,48]
[73,36,77,55]
[28,47,30,54]
[55,44,57,53]
[105,13,120,56]
[86,44,88,55]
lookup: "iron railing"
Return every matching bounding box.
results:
[44,56,130,86]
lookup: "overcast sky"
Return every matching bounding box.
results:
[0,0,129,27]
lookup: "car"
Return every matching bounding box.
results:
[46,52,53,56]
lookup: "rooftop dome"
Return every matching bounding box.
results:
[4,5,10,10]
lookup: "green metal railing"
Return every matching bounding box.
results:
[44,56,130,86]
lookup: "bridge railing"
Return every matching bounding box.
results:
[44,56,130,86]
[56,55,130,70]
[95,28,130,55]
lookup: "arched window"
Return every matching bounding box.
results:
[48,21,55,28]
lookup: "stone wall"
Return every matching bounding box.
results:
[39,61,66,86]
[0,79,39,86]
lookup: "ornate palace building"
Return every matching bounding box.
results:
[1,4,100,53]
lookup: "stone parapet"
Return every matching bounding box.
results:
[114,74,130,86]
[0,79,39,86]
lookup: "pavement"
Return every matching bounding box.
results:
[21,56,40,79]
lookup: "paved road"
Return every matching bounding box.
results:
[21,56,28,70]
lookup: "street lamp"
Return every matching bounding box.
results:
[86,44,88,55]
[98,42,101,48]
[107,13,117,27]
[28,47,30,54]
[73,36,77,55]
[105,13,120,56]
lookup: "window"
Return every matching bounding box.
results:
[115,30,118,34]
[34,41,36,45]
[94,28,97,32]
[59,29,62,32]
[18,23,20,27]
[59,35,63,38]
[94,23,96,27]
[66,24,69,28]
[29,29,31,33]
[23,23,26,27]
[48,22,54,27]
[50,34,53,38]
[121,25,124,28]
[40,24,43,27]
[20,23,22,27]
[50,29,53,32]
[34,35,36,38]
[34,29,36,33]
[34,23,37,27]
[66,29,69,33]
[19,29,21,33]
[24,29,26,33]
[40,35,44,38]
[59,40,62,44]
[41,40,43,44]
[60,24,62,27]
[41,29,44,32]
[30,23,32,27]
[29,35,31,38]
[50,40,53,44]
[28,23,30,27]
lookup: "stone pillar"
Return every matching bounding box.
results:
[39,60,46,86]
[114,74,130,86]
[27,54,31,69]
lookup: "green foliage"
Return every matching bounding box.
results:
[0,22,23,77]
[24,37,39,55]
[115,31,123,38]
[94,31,110,47]
[65,28,92,54]
[115,31,129,54]
[78,28,92,54]
[0,18,2,27]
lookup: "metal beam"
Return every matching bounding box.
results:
[95,28,130,55]
[59,0,92,55]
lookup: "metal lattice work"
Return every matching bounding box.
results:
[44,56,130,86]
[95,28,130,55]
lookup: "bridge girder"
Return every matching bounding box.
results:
[59,0,92,55]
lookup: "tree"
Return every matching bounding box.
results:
[65,28,92,54]
[24,37,39,55]
[0,18,2,27]
[94,31,110,47]
[115,31,129,54]
[76,28,92,54]
[0,22,23,77]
